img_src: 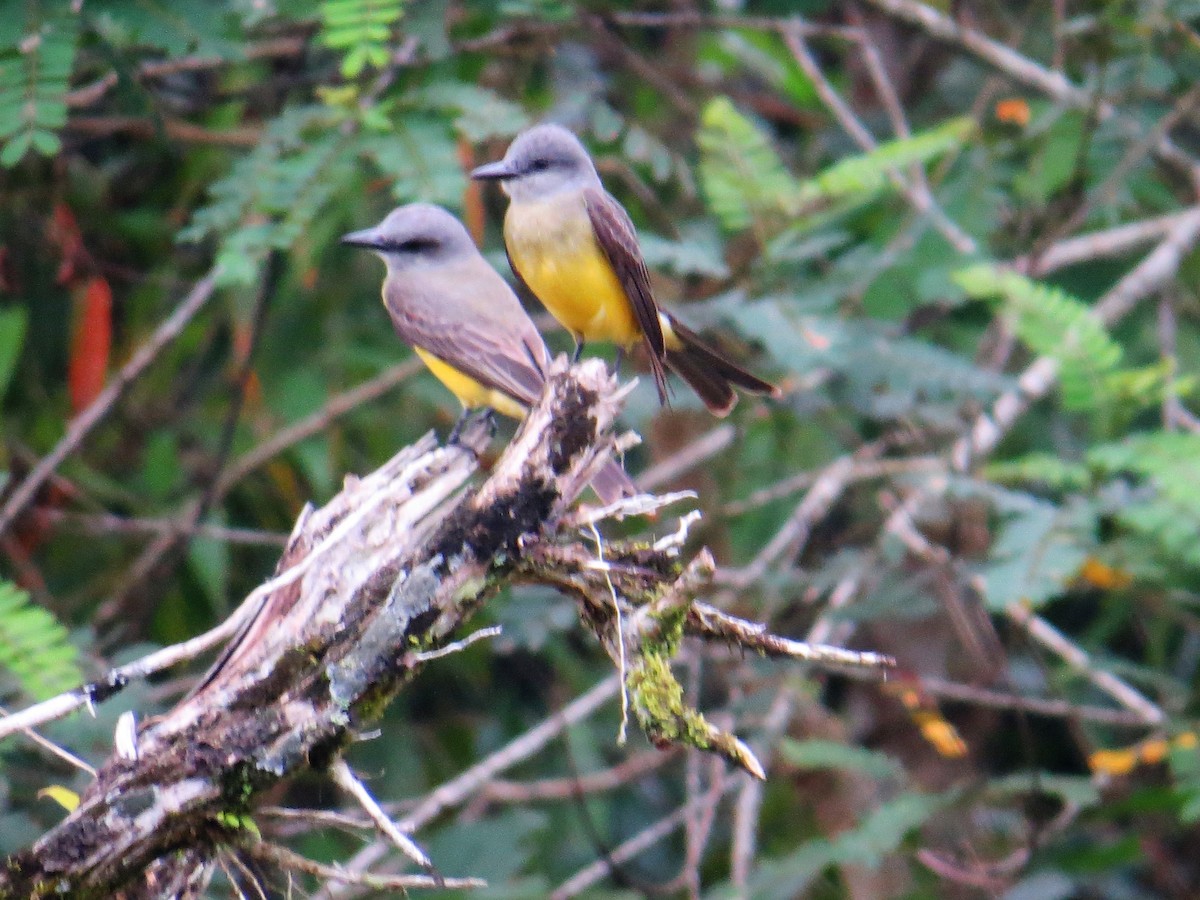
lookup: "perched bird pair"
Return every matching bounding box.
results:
[343,125,779,502]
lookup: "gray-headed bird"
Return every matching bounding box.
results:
[342,203,635,504]
[471,124,780,417]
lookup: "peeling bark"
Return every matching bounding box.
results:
[0,360,633,898]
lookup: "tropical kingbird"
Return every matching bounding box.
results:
[471,124,780,417]
[342,203,636,504]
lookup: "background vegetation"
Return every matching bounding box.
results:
[2,0,1200,896]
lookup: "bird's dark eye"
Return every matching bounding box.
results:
[389,238,439,253]
[529,157,551,172]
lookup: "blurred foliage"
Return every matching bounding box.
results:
[2,0,1200,897]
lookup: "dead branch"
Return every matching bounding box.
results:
[0,359,891,898]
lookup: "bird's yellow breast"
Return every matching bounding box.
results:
[413,348,527,420]
[504,196,642,347]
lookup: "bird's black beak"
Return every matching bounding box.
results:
[340,227,384,249]
[470,160,515,181]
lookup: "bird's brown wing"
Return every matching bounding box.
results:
[583,187,669,403]
[384,271,547,408]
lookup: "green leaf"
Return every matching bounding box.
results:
[413,82,530,142]
[796,116,974,206]
[361,116,466,205]
[180,107,354,287]
[0,581,83,701]
[977,494,1094,610]
[0,13,77,166]
[954,264,1123,411]
[1089,432,1200,567]
[319,0,405,78]
[697,96,799,232]
[736,300,1011,420]
[639,221,730,279]
[88,0,238,58]
[985,453,1091,492]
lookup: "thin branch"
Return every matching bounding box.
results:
[329,760,432,871]
[476,749,680,805]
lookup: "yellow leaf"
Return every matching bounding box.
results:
[38,785,79,812]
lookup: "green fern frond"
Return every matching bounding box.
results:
[795,116,974,206]
[0,13,78,167]
[954,264,1123,411]
[411,82,529,141]
[0,581,82,701]
[319,0,405,78]
[984,452,1091,492]
[179,106,354,286]
[697,98,973,234]
[360,115,466,206]
[1089,432,1200,567]
[87,0,237,58]
[697,96,800,232]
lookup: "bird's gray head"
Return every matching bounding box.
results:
[341,203,478,271]
[470,124,599,202]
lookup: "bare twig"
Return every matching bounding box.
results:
[329,760,432,871]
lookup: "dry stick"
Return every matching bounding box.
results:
[826,665,1154,726]
[0,704,95,775]
[1017,211,1200,276]
[860,0,1200,187]
[952,206,1200,471]
[476,749,680,805]
[0,268,220,540]
[216,357,423,496]
[727,217,1200,864]
[0,609,248,742]
[89,359,422,626]
[328,759,432,871]
[401,676,619,831]
[608,10,862,39]
[550,776,739,900]
[722,451,869,589]
[1038,86,1200,254]
[65,117,261,147]
[722,455,941,516]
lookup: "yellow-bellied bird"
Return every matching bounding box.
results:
[472,124,780,417]
[342,203,636,504]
